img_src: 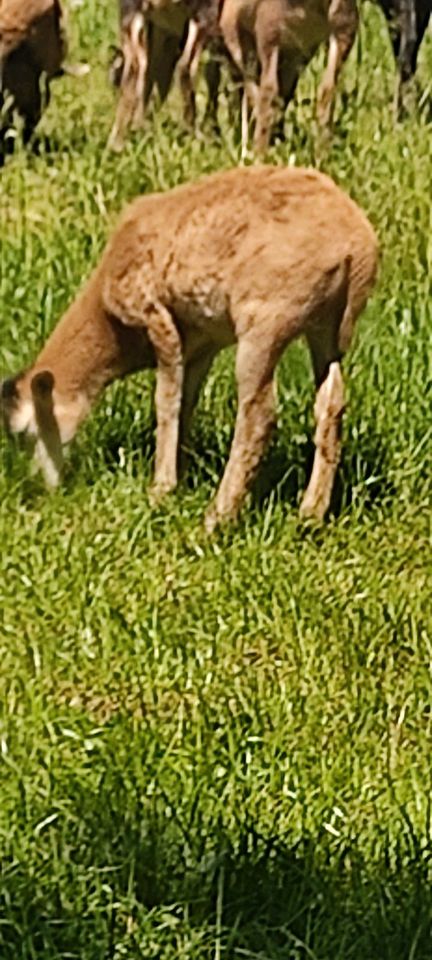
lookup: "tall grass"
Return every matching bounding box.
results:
[0,2,431,957]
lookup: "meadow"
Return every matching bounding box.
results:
[0,1,431,957]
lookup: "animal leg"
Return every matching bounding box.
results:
[131,37,149,129]
[2,54,42,145]
[108,13,148,151]
[205,338,277,531]
[179,345,219,473]
[299,356,345,521]
[220,11,257,155]
[240,86,251,159]
[254,44,279,153]
[203,54,222,131]
[109,295,184,497]
[142,306,184,501]
[177,19,206,128]
[272,56,299,142]
[393,2,429,116]
[317,0,358,129]
[145,25,181,105]
[408,7,430,76]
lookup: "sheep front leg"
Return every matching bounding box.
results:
[205,340,276,531]
[147,307,184,502]
[299,361,345,521]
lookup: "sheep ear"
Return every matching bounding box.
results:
[31,370,56,433]
[31,370,55,403]
[30,372,63,488]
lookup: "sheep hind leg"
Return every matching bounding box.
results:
[299,358,345,522]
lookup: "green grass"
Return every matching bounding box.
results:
[1,1,431,957]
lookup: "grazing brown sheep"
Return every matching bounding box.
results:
[220,0,359,153]
[1,166,378,530]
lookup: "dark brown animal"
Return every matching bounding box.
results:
[377,0,431,113]
[0,0,66,157]
[1,166,378,530]
[220,0,359,153]
[0,0,88,161]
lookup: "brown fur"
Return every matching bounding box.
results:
[220,0,358,152]
[1,165,378,527]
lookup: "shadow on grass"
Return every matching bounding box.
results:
[1,809,431,959]
[67,417,398,522]
[2,397,397,530]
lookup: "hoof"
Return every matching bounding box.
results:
[204,508,219,534]
[64,62,90,78]
[148,483,174,507]
[299,496,327,522]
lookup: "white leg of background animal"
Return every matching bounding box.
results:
[241,87,249,160]
[131,29,149,129]
[317,35,340,129]
[220,10,257,157]
[317,0,358,129]
[238,80,259,159]
[108,13,147,151]
[177,19,205,128]
[205,337,277,531]
[62,62,90,78]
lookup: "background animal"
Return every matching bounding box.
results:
[376,0,431,112]
[220,0,359,152]
[108,0,187,150]
[108,0,223,150]
[0,0,89,162]
[1,165,378,531]
[0,0,66,159]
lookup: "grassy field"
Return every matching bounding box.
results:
[1,1,431,957]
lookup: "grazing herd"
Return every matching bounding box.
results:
[0,0,430,156]
[0,0,429,526]
[108,0,430,150]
